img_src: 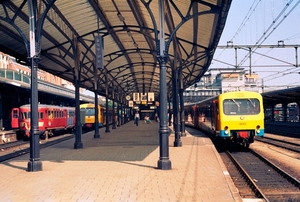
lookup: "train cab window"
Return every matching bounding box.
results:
[21,112,30,119]
[85,108,95,116]
[223,99,260,115]
[21,112,25,119]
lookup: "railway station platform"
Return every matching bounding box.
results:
[0,121,242,202]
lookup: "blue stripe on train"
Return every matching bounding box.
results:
[219,129,265,137]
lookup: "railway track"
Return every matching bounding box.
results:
[0,134,74,162]
[223,148,300,201]
[0,140,28,151]
[255,136,300,153]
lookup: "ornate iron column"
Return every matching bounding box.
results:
[172,61,181,147]
[121,95,124,125]
[28,56,42,171]
[105,70,110,133]
[179,69,186,136]
[73,38,83,149]
[27,0,42,171]
[157,0,171,170]
[112,83,116,129]
[94,64,100,138]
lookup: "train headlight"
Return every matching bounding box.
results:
[224,126,229,134]
[256,125,260,134]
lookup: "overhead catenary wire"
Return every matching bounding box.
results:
[238,0,299,66]
[212,1,300,90]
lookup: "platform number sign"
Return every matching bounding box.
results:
[95,35,104,69]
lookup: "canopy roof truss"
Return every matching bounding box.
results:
[0,0,231,101]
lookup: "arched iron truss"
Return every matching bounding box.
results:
[0,0,232,101]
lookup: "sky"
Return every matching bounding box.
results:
[212,0,300,91]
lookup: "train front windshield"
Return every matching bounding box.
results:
[85,108,95,116]
[21,112,30,119]
[223,98,260,115]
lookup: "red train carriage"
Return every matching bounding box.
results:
[11,104,76,139]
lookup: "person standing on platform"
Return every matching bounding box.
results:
[155,113,158,122]
[134,111,140,126]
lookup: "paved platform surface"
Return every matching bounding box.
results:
[0,121,242,202]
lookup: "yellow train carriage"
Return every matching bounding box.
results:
[80,103,105,129]
[217,91,264,146]
[184,91,264,147]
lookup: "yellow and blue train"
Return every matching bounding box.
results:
[184,91,264,147]
[80,103,112,130]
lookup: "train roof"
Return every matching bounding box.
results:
[80,103,101,108]
[219,91,262,99]
[20,104,75,109]
[185,91,262,108]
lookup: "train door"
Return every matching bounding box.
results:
[11,108,19,128]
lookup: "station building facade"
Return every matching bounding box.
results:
[0,51,79,91]
[183,67,260,103]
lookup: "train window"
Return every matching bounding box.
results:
[85,108,95,116]
[223,99,260,115]
[49,110,51,118]
[40,112,44,119]
[13,110,18,118]
[20,112,25,119]
[22,112,31,119]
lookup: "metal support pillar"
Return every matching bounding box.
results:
[73,39,83,149]
[94,65,100,138]
[112,84,116,129]
[121,101,124,125]
[105,70,110,132]
[179,70,186,136]
[105,95,110,132]
[112,98,116,129]
[157,0,171,170]
[27,0,42,171]
[74,75,83,148]
[27,57,42,171]
[168,100,172,126]
[117,101,120,127]
[94,90,100,138]
[172,63,181,147]
[117,91,121,127]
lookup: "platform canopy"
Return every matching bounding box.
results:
[0,0,232,101]
[262,86,300,106]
